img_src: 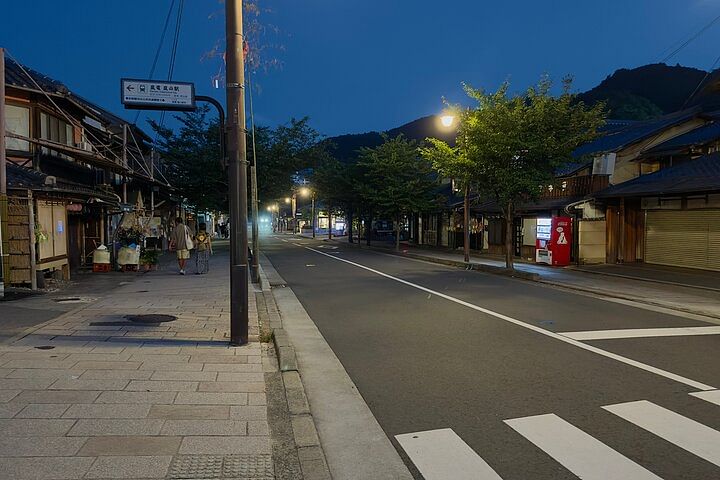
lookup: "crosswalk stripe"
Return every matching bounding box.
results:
[603,400,720,467]
[505,413,662,480]
[559,326,720,341]
[395,428,503,480]
[689,389,720,406]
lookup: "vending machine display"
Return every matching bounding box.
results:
[535,216,572,266]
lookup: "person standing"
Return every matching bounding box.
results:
[195,222,213,274]
[170,217,193,275]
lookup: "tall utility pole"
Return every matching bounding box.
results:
[248,71,260,284]
[225,0,249,345]
[0,48,8,298]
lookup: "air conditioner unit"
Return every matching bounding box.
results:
[76,141,93,151]
[45,176,57,186]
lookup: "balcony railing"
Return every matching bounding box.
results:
[541,175,609,199]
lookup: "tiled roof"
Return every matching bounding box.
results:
[7,163,120,203]
[573,108,700,157]
[643,120,720,155]
[593,152,720,198]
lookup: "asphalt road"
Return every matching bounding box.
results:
[263,234,720,480]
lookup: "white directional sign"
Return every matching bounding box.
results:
[121,78,195,111]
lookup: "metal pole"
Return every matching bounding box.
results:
[248,71,260,283]
[0,48,7,297]
[225,0,249,345]
[311,195,315,239]
[27,190,37,290]
[122,124,128,203]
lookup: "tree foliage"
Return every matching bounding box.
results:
[150,107,226,213]
[358,135,439,249]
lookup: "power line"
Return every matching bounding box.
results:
[661,13,720,63]
[154,0,185,145]
[681,51,720,109]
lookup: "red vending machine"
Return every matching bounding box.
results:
[535,216,572,266]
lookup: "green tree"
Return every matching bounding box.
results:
[150,107,226,213]
[359,135,438,251]
[312,158,366,242]
[460,76,606,269]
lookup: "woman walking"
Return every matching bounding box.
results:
[195,223,213,274]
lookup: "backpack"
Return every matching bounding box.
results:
[196,232,209,251]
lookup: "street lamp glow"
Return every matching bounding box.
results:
[440,114,456,128]
[299,187,310,197]
[285,197,291,204]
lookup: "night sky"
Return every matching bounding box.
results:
[2,1,720,137]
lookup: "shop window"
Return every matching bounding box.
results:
[5,104,30,151]
[40,111,74,157]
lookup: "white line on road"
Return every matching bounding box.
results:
[305,246,716,391]
[395,428,503,480]
[603,400,720,467]
[689,389,720,407]
[559,326,720,341]
[505,414,662,480]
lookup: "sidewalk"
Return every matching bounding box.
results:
[0,250,279,479]
[333,239,720,320]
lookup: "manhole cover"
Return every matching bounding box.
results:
[126,314,176,323]
[34,345,55,350]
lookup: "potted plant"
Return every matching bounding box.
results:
[139,248,160,271]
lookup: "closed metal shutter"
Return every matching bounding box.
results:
[645,210,720,271]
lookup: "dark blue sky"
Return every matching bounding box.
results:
[2,1,720,137]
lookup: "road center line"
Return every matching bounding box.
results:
[559,326,720,341]
[306,247,715,391]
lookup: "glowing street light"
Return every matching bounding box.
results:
[284,197,291,204]
[440,114,456,129]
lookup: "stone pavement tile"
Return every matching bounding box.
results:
[248,421,270,436]
[16,404,71,418]
[68,419,164,436]
[147,405,230,420]
[62,404,151,419]
[135,346,183,354]
[78,436,181,456]
[0,456,95,479]
[0,418,76,435]
[65,353,133,363]
[215,372,265,382]
[0,436,87,456]
[72,361,142,370]
[80,370,153,380]
[13,390,100,404]
[229,406,268,421]
[291,415,320,448]
[179,346,235,355]
[188,355,248,363]
[149,370,217,381]
[84,455,172,479]
[124,380,198,392]
[50,378,130,390]
[0,389,21,402]
[174,392,248,405]
[5,368,86,379]
[0,402,27,417]
[202,363,263,372]
[248,393,267,406]
[178,436,271,455]
[95,391,177,404]
[128,354,190,363]
[198,381,266,393]
[0,352,71,360]
[138,362,203,371]
[2,359,78,369]
[160,419,247,436]
[247,355,262,364]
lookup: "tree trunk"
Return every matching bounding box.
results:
[395,213,401,251]
[366,212,372,246]
[463,185,470,263]
[348,210,353,243]
[504,200,514,270]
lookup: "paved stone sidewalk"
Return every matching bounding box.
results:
[0,253,275,479]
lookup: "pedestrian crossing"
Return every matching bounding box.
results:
[396,393,720,479]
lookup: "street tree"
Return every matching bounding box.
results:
[150,106,226,213]
[359,135,439,251]
[461,76,606,269]
[312,158,365,242]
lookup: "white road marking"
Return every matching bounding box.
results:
[306,246,715,391]
[604,400,720,467]
[560,326,720,341]
[505,414,662,480]
[689,389,720,406]
[395,428,503,480]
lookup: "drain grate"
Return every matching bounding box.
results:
[125,314,176,323]
[167,454,274,479]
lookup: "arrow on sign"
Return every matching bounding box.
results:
[126,85,135,92]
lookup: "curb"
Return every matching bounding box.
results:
[258,264,332,480]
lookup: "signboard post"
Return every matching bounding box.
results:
[121,78,195,111]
